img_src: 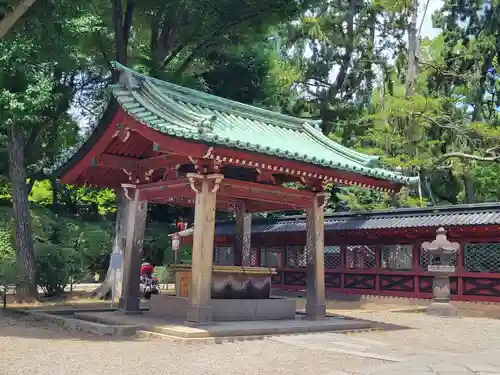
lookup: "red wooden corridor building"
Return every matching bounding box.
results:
[175,203,500,303]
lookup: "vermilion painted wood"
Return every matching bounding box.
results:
[124,110,208,158]
[207,225,500,303]
[61,106,412,194]
[60,110,125,184]
[137,177,316,209]
[96,154,138,170]
[59,104,500,303]
[138,154,191,170]
[210,148,403,192]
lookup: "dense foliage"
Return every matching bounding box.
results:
[0,0,499,298]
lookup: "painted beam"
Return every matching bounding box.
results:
[138,153,189,170]
[95,154,138,170]
[135,177,315,208]
[210,148,402,192]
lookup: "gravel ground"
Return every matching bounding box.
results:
[4,309,500,375]
[340,309,500,353]
[0,314,382,375]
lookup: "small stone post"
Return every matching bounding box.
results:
[421,227,460,316]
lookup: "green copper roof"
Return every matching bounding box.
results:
[46,62,418,186]
[110,62,417,185]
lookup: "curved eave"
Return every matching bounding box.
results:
[113,87,418,187]
[301,123,380,168]
[44,100,120,180]
[112,61,323,130]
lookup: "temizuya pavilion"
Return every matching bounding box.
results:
[46,62,418,324]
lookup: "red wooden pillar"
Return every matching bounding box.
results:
[277,248,283,269]
[457,242,464,297]
[413,242,420,294]
[281,247,286,288]
[340,244,346,290]
[375,245,381,292]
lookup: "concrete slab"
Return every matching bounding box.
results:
[428,363,471,372]
[25,310,140,336]
[269,332,451,364]
[270,333,401,362]
[464,362,500,373]
[74,311,373,339]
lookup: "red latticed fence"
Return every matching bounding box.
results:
[211,236,500,302]
[207,217,500,302]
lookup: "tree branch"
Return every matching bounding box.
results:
[410,111,480,147]
[122,0,135,51]
[435,151,500,165]
[25,71,76,158]
[0,0,37,39]
[174,5,283,75]
[96,31,113,71]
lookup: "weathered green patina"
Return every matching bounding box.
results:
[46,62,418,186]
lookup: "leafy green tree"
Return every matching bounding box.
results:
[284,0,408,134]
[201,37,299,109]
[0,0,106,299]
[0,258,16,308]
[130,0,317,79]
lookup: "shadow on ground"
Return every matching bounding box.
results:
[0,310,141,342]
[0,304,413,343]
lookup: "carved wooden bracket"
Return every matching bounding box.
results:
[256,169,276,185]
[121,183,137,200]
[122,168,140,184]
[112,123,131,142]
[202,146,214,159]
[122,168,132,179]
[307,178,325,193]
[162,165,180,181]
[186,173,224,194]
[317,192,330,208]
[193,158,217,174]
[143,168,154,181]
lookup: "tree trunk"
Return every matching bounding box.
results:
[89,189,127,299]
[8,123,38,301]
[0,0,37,39]
[405,0,419,97]
[463,172,475,204]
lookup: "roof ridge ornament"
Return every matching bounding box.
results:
[196,114,217,134]
[118,70,140,90]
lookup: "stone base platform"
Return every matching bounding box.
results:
[149,295,296,321]
[73,310,373,339]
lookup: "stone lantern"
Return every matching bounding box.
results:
[421,227,460,316]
